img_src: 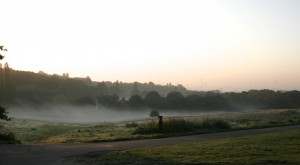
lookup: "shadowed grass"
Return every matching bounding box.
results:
[0,125,21,144]
[78,130,300,165]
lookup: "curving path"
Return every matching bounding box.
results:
[1,125,299,165]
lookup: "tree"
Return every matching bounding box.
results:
[0,106,11,121]
[127,94,144,108]
[0,45,10,121]
[97,94,121,107]
[0,45,7,60]
[149,110,160,117]
[144,91,163,109]
[96,82,108,95]
[131,81,140,96]
[165,91,185,109]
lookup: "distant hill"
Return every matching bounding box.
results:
[1,66,300,111]
[0,67,189,106]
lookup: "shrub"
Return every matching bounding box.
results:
[125,122,139,128]
[0,125,20,143]
[149,110,160,117]
[133,119,196,134]
[133,121,159,134]
[201,117,230,129]
[133,117,230,134]
[0,106,11,121]
[163,119,195,132]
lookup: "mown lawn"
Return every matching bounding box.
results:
[78,130,300,165]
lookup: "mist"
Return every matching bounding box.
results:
[8,105,151,123]
[7,105,232,123]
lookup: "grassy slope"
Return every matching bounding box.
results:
[1,109,300,144]
[78,130,300,165]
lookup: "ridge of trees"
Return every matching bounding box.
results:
[2,66,300,111]
[3,67,188,106]
[98,90,300,111]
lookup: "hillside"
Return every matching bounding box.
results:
[1,66,300,111]
[1,67,188,106]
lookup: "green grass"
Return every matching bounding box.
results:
[77,130,300,165]
[0,124,21,144]
[1,109,299,144]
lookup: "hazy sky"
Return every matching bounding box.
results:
[1,0,300,91]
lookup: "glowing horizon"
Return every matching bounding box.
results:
[1,0,300,91]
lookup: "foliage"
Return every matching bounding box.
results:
[0,106,11,121]
[0,47,12,122]
[201,116,230,129]
[127,94,145,108]
[144,91,163,109]
[80,130,300,165]
[125,122,139,128]
[97,94,121,107]
[149,110,160,117]
[1,65,300,111]
[133,118,230,134]
[0,45,7,60]
[0,124,20,144]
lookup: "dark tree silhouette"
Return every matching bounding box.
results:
[144,91,163,109]
[0,45,7,60]
[127,94,144,108]
[165,91,185,109]
[97,94,121,107]
[0,106,11,121]
[0,45,10,121]
[149,110,160,117]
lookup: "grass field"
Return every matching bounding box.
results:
[1,109,299,144]
[77,130,300,165]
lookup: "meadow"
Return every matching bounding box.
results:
[1,109,299,144]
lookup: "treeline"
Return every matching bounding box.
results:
[0,66,187,106]
[1,66,300,111]
[98,90,300,111]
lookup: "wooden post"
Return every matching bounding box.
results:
[158,115,163,132]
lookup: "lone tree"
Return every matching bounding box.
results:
[0,45,10,121]
[149,110,160,117]
[0,106,10,121]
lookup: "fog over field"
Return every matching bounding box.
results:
[7,106,222,123]
[8,106,147,123]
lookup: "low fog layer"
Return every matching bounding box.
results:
[7,106,222,123]
[8,106,150,123]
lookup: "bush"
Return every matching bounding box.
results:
[163,119,195,132]
[133,119,196,134]
[133,117,230,134]
[201,117,230,129]
[133,121,159,134]
[0,106,11,121]
[149,110,160,117]
[125,122,139,128]
[0,125,20,143]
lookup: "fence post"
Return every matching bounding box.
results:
[158,115,163,132]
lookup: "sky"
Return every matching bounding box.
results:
[1,0,300,91]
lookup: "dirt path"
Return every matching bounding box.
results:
[1,125,299,165]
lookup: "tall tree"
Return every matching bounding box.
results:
[0,45,10,121]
